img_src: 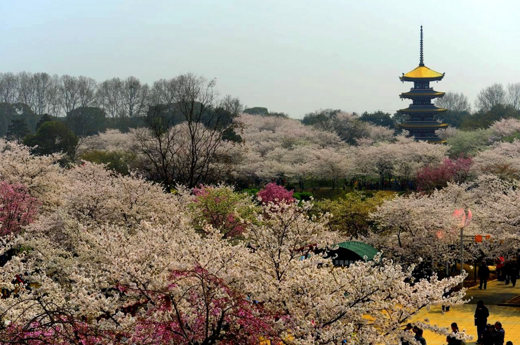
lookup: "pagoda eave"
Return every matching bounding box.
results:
[400,75,444,82]
[398,107,447,114]
[398,123,449,129]
[399,91,445,99]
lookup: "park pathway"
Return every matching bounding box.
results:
[412,279,520,344]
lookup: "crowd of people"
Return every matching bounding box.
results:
[399,300,513,345]
[494,256,520,287]
[479,256,520,290]
[474,300,510,345]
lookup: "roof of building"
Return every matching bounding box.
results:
[400,91,445,98]
[398,106,447,113]
[398,122,449,128]
[333,241,379,261]
[400,66,444,81]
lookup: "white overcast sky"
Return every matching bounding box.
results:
[1,0,519,118]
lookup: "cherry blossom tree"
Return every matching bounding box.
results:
[490,117,520,139]
[0,143,66,210]
[0,145,472,344]
[352,135,448,183]
[473,140,520,180]
[371,174,520,266]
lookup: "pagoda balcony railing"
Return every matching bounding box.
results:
[411,87,434,91]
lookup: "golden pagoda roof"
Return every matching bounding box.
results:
[400,65,444,81]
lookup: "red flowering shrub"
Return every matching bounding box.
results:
[416,156,473,192]
[0,181,40,237]
[130,266,279,344]
[257,183,295,205]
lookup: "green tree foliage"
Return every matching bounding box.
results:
[439,110,471,128]
[314,191,395,236]
[359,111,395,129]
[446,129,492,157]
[67,107,108,136]
[24,121,78,159]
[6,119,30,143]
[36,114,55,130]
[461,104,520,130]
[302,109,342,128]
[243,107,288,118]
[0,103,38,137]
[243,107,269,115]
[79,150,137,175]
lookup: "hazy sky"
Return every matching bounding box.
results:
[1,0,520,118]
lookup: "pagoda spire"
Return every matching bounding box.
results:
[419,25,424,66]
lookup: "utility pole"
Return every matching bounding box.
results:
[460,227,464,288]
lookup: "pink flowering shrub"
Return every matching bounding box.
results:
[0,181,40,236]
[257,183,295,205]
[416,156,473,192]
[190,185,257,238]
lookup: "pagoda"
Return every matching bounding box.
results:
[398,26,448,143]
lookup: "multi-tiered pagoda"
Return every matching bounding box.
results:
[398,26,448,143]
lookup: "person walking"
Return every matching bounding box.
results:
[496,256,505,281]
[479,261,490,290]
[504,260,512,285]
[475,300,489,344]
[494,321,505,345]
[414,328,426,345]
[511,263,517,287]
[446,322,462,345]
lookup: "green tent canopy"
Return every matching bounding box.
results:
[332,241,379,263]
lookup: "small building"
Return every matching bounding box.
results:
[328,241,379,267]
[397,26,449,143]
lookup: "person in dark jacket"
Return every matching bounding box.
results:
[447,322,462,345]
[479,261,490,290]
[494,321,505,345]
[414,328,426,345]
[504,260,513,285]
[511,259,518,287]
[482,324,495,345]
[475,300,489,344]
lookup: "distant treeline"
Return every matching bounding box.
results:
[0,72,247,137]
[1,72,520,139]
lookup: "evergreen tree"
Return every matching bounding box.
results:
[6,118,30,143]
[24,121,78,160]
[36,114,54,130]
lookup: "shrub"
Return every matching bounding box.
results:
[0,182,40,237]
[80,150,137,175]
[314,191,394,236]
[257,183,295,205]
[293,192,314,201]
[416,156,473,192]
[190,185,258,238]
